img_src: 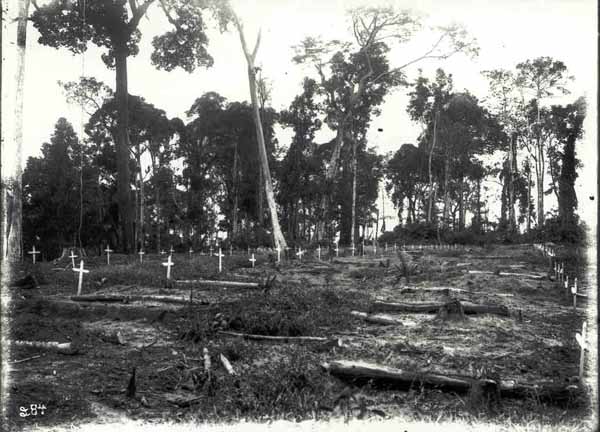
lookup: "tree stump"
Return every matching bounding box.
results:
[436,299,466,321]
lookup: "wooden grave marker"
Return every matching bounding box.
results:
[162,255,174,280]
[249,253,256,268]
[28,246,41,264]
[73,260,89,295]
[104,246,113,265]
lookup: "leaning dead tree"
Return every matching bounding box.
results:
[231,12,288,250]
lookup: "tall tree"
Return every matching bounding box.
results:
[3,0,31,261]
[294,7,478,240]
[231,11,287,250]
[515,57,572,227]
[31,0,229,252]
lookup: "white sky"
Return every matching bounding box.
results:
[1,0,597,226]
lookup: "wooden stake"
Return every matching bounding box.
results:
[217,247,224,273]
[138,249,145,264]
[296,248,305,261]
[575,322,587,378]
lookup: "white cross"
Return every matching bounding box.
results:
[334,242,339,257]
[169,246,175,255]
[209,245,213,256]
[373,243,377,255]
[249,253,256,268]
[296,248,305,261]
[316,245,321,260]
[276,245,281,263]
[217,247,225,273]
[160,249,166,256]
[189,247,194,258]
[69,250,77,267]
[162,255,174,280]
[104,246,113,265]
[350,243,355,257]
[73,260,89,296]
[575,322,588,378]
[28,246,41,264]
[138,249,145,263]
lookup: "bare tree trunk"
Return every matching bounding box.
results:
[155,188,161,253]
[115,44,133,253]
[316,126,344,239]
[3,0,30,261]
[233,17,287,249]
[526,161,531,233]
[232,143,239,238]
[442,151,450,228]
[350,134,358,247]
[427,112,438,223]
[508,134,516,231]
[536,144,544,228]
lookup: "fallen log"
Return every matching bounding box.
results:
[399,286,514,298]
[351,311,404,326]
[322,360,583,404]
[370,300,510,317]
[218,330,330,343]
[175,279,259,289]
[467,270,546,280]
[14,340,78,355]
[70,294,209,306]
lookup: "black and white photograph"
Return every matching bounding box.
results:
[1,0,597,431]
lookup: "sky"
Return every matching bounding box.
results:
[1,0,597,227]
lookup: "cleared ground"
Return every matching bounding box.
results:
[2,243,594,431]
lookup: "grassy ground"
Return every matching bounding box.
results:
[2,244,595,431]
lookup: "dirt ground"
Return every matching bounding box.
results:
[2,243,595,431]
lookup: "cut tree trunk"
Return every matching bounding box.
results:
[370,300,510,317]
[70,294,209,306]
[218,330,331,344]
[175,279,259,289]
[351,311,404,325]
[322,360,583,404]
[14,340,77,355]
[467,270,545,280]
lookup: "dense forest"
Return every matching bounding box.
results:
[4,2,587,259]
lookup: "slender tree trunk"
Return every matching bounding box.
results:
[427,112,438,223]
[233,19,287,249]
[114,44,133,253]
[257,166,264,225]
[476,178,481,231]
[536,145,544,228]
[138,149,144,250]
[232,144,239,238]
[155,187,161,253]
[350,134,358,247]
[508,133,516,231]
[458,180,464,231]
[442,151,450,228]
[558,121,579,228]
[3,0,30,261]
[526,161,532,233]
